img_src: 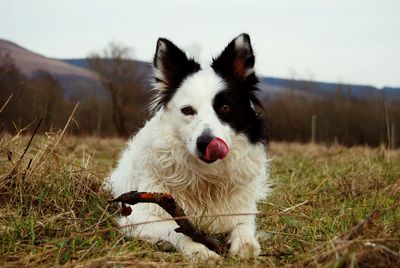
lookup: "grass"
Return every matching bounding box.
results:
[0,132,399,267]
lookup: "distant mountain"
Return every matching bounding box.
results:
[63,58,152,84]
[259,77,400,100]
[0,39,108,99]
[1,39,399,101]
[62,59,91,69]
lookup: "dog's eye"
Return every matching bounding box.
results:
[181,106,196,116]
[218,104,231,114]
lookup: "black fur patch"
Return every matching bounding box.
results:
[153,38,201,109]
[212,85,267,144]
[211,34,267,144]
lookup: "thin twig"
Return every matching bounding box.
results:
[49,102,79,155]
[300,207,381,266]
[5,118,42,180]
[26,103,79,178]
[0,93,13,114]
[282,200,309,213]
[20,118,43,161]
[364,242,400,260]
[343,208,379,241]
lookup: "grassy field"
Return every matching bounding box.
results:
[0,132,399,267]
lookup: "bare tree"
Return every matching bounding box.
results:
[88,42,149,137]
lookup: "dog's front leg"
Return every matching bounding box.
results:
[228,216,261,258]
[119,207,220,260]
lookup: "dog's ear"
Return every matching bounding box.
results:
[153,38,201,92]
[211,33,258,86]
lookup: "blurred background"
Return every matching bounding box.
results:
[0,0,399,147]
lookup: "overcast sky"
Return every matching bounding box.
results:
[1,0,399,88]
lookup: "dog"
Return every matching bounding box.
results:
[107,33,271,260]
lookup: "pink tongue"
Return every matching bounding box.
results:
[204,138,229,161]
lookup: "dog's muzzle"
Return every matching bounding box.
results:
[196,134,229,163]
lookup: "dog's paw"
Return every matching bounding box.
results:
[181,241,221,261]
[229,235,261,258]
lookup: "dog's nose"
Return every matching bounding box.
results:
[196,133,229,163]
[196,134,214,155]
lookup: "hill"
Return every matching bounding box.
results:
[0,39,108,99]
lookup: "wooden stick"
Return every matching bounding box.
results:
[109,191,228,255]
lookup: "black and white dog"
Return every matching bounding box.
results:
[108,33,271,259]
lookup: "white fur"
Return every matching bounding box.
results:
[107,68,271,260]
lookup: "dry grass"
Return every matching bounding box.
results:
[1,132,399,267]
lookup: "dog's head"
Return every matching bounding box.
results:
[150,33,266,164]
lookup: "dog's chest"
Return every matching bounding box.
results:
[150,159,263,233]
[137,133,268,233]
